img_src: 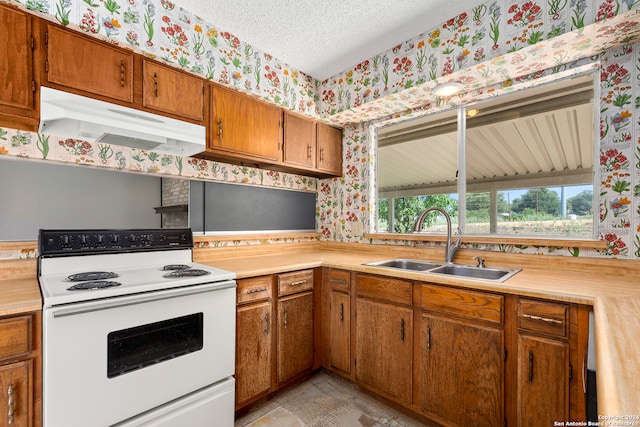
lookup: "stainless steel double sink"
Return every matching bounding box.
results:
[363,258,521,283]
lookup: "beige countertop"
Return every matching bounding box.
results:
[2,246,639,416]
[0,277,42,317]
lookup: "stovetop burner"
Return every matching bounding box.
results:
[67,280,122,291]
[163,269,211,278]
[66,271,119,282]
[161,264,191,271]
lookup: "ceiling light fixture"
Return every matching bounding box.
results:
[432,81,464,97]
[466,109,479,117]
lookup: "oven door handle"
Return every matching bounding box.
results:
[51,280,236,318]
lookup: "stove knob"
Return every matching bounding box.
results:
[129,234,136,242]
[112,235,120,245]
[79,235,87,245]
[97,234,105,244]
[61,235,70,245]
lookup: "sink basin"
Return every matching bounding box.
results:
[429,264,521,282]
[364,258,443,271]
[364,258,521,282]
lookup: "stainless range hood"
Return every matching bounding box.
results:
[39,86,206,156]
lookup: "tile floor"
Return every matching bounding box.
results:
[234,372,430,427]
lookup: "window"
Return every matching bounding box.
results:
[376,72,597,239]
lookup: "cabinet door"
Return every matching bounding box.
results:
[45,25,134,103]
[283,111,315,169]
[142,60,204,121]
[210,85,282,162]
[235,301,272,408]
[0,4,34,117]
[0,360,32,427]
[420,314,503,427]
[517,335,569,427]
[356,298,412,403]
[329,291,350,374]
[316,123,342,176]
[277,291,313,384]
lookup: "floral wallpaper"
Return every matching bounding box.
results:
[2,0,640,259]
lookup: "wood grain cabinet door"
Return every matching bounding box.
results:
[316,123,342,176]
[282,111,315,169]
[277,291,314,384]
[142,60,204,121]
[355,298,412,404]
[0,360,32,427]
[235,301,272,408]
[329,290,350,374]
[420,314,504,427]
[0,4,33,114]
[210,85,282,162]
[45,25,134,103]
[517,335,569,427]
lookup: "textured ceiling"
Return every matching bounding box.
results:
[175,0,482,81]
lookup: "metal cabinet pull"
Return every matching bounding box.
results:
[339,303,344,321]
[427,326,431,352]
[217,118,223,139]
[264,313,269,335]
[283,309,288,329]
[522,313,562,324]
[7,383,15,424]
[120,60,125,87]
[153,72,158,97]
[320,147,325,161]
[290,280,307,286]
[528,351,534,383]
[307,144,312,159]
[246,287,267,294]
[400,318,405,341]
[330,279,346,285]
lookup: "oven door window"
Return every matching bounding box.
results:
[107,313,203,378]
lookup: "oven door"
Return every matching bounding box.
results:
[42,280,236,427]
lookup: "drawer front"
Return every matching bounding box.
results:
[518,298,568,338]
[0,315,32,361]
[328,269,350,292]
[237,275,273,304]
[278,270,314,297]
[420,284,503,325]
[356,274,412,306]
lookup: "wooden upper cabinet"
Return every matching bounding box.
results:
[209,84,282,163]
[0,3,37,129]
[142,60,204,122]
[44,24,134,103]
[283,111,316,169]
[316,122,342,176]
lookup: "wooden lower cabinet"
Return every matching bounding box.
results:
[235,270,315,411]
[0,360,32,427]
[0,312,40,427]
[277,291,314,384]
[355,273,413,404]
[235,300,272,409]
[516,335,569,426]
[419,314,504,426]
[329,290,350,374]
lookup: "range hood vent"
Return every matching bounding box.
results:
[39,87,206,156]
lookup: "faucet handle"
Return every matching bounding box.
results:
[472,256,485,268]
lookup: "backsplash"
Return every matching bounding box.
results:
[2,0,640,259]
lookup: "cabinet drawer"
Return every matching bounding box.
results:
[0,315,31,361]
[237,275,273,304]
[328,269,350,292]
[278,270,314,297]
[356,274,412,306]
[518,298,568,339]
[419,284,503,325]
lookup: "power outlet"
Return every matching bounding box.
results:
[352,221,364,237]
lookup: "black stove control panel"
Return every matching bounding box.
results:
[39,229,194,256]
